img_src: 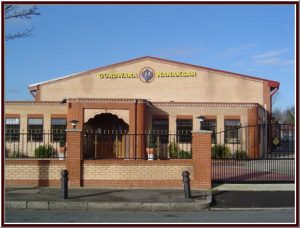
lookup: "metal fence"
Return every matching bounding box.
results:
[83,130,192,160]
[212,124,295,183]
[5,131,66,159]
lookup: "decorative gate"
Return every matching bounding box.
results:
[82,131,193,160]
[212,124,295,183]
[83,130,132,159]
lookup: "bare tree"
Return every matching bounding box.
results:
[5,5,40,41]
[272,108,284,122]
[284,106,295,125]
[272,106,295,125]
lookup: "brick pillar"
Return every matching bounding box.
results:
[128,100,146,159]
[248,106,259,158]
[66,129,82,187]
[192,131,212,190]
[136,102,146,158]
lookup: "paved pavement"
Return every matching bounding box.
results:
[5,188,211,211]
[5,184,295,211]
[212,183,295,191]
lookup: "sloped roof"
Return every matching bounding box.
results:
[28,56,280,91]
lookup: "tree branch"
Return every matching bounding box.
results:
[5,5,40,20]
[5,27,34,41]
[5,5,40,41]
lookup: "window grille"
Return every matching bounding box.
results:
[28,118,43,141]
[224,119,241,144]
[201,119,217,144]
[5,118,20,141]
[176,119,192,143]
[152,118,169,143]
[51,118,67,141]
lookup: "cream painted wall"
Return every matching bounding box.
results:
[5,103,67,132]
[147,104,249,132]
[5,102,252,134]
[39,59,264,105]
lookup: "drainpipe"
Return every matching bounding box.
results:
[30,90,36,99]
[270,86,279,122]
[270,87,279,97]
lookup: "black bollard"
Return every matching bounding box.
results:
[61,169,69,199]
[182,171,192,199]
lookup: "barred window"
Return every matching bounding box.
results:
[28,118,43,141]
[152,118,169,144]
[176,119,192,143]
[51,118,67,141]
[201,119,217,144]
[224,119,241,143]
[5,118,20,141]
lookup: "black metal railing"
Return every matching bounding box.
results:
[82,130,192,160]
[5,131,66,159]
[211,124,295,183]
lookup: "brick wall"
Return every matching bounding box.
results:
[5,160,66,186]
[5,159,194,188]
[82,160,193,188]
[5,133,211,190]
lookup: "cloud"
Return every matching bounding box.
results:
[232,61,246,67]
[157,47,200,58]
[255,57,281,66]
[216,44,256,58]
[245,68,255,72]
[254,58,294,66]
[252,48,293,66]
[253,48,289,59]
[281,59,294,66]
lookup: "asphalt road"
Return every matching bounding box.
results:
[4,208,295,223]
[212,191,295,208]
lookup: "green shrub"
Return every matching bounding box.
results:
[147,131,156,148]
[59,138,66,147]
[211,144,231,158]
[168,140,179,158]
[11,150,26,158]
[178,150,192,159]
[5,148,28,158]
[5,147,9,158]
[234,150,248,159]
[34,145,54,158]
[168,142,192,159]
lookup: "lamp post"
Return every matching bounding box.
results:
[70,120,79,129]
[196,116,206,130]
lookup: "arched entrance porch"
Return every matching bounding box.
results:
[84,113,129,132]
[83,113,130,159]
